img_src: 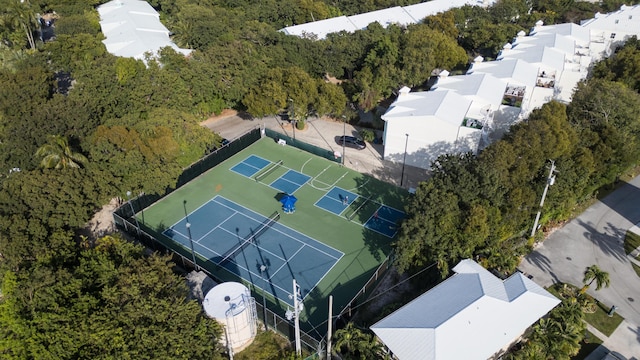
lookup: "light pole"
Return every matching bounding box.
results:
[531,160,557,238]
[185,222,199,271]
[341,115,346,165]
[288,98,296,141]
[285,279,303,356]
[125,191,140,236]
[260,264,268,330]
[400,134,409,187]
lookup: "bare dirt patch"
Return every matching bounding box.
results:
[199,109,239,127]
[357,266,413,324]
[82,198,119,240]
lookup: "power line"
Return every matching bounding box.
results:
[307,262,438,335]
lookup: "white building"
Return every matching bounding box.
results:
[280,0,496,40]
[97,0,191,61]
[581,4,640,51]
[381,15,615,170]
[381,86,473,169]
[371,259,560,360]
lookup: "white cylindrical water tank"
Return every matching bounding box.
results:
[203,282,257,353]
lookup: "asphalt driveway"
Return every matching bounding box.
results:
[519,175,640,358]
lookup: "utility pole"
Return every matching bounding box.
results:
[341,115,346,166]
[285,279,303,356]
[400,134,409,187]
[531,160,557,238]
[326,295,333,360]
[185,222,199,270]
[260,264,268,330]
[289,98,296,141]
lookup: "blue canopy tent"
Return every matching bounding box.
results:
[280,194,297,214]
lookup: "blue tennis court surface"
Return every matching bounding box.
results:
[270,169,311,194]
[315,187,358,215]
[364,205,406,238]
[230,155,271,178]
[163,196,342,305]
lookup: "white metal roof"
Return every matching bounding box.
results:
[279,0,496,40]
[581,4,640,35]
[383,89,470,126]
[403,0,490,22]
[498,45,567,72]
[433,73,508,128]
[371,259,560,360]
[512,33,577,56]
[280,16,357,40]
[347,7,416,30]
[530,22,592,47]
[98,0,191,61]
[433,73,506,106]
[467,58,538,88]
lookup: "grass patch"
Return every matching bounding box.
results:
[624,230,640,255]
[547,283,623,337]
[583,300,624,337]
[235,330,298,360]
[572,331,603,360]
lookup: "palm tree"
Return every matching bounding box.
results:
[3,0,38,49]
[581,264,610,294]
[333,322,384,360]
[36,135,87,169]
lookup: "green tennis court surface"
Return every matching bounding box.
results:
[141,137,409,335]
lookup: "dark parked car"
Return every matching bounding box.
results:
[337,136,366,150]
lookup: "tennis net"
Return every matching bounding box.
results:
[348,197,370,221]
[254,160,283,182]
[219,211,281,264]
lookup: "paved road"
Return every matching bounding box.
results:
[519,176,640,359]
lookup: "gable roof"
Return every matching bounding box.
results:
[498,44,567,71]
[467,58,538,88]
[382,89,471,127]
[371,259,560,360]
[581,4,640,34]
[530,22,592,46]
[512,33,577,56]
[279,0,496,40]
[98,0,191,61]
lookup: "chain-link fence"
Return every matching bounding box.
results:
[114,213,321,354]
[112,125,395,356]
[264,128,341,164]
[337,254,393,319]
[115,127,262,218]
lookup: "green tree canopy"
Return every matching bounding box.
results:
[0,235,224,359]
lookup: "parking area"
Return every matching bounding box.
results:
[202,113,429,190]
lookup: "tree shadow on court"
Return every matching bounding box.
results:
[296,264,384,340]
[349,174,409,260]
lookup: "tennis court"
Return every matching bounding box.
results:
[269,169,311,194]
[363,205,405,238]
[163,196,342,306]
[140,137,409,336]
[230,155,271,178]
[315,187,358,215]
